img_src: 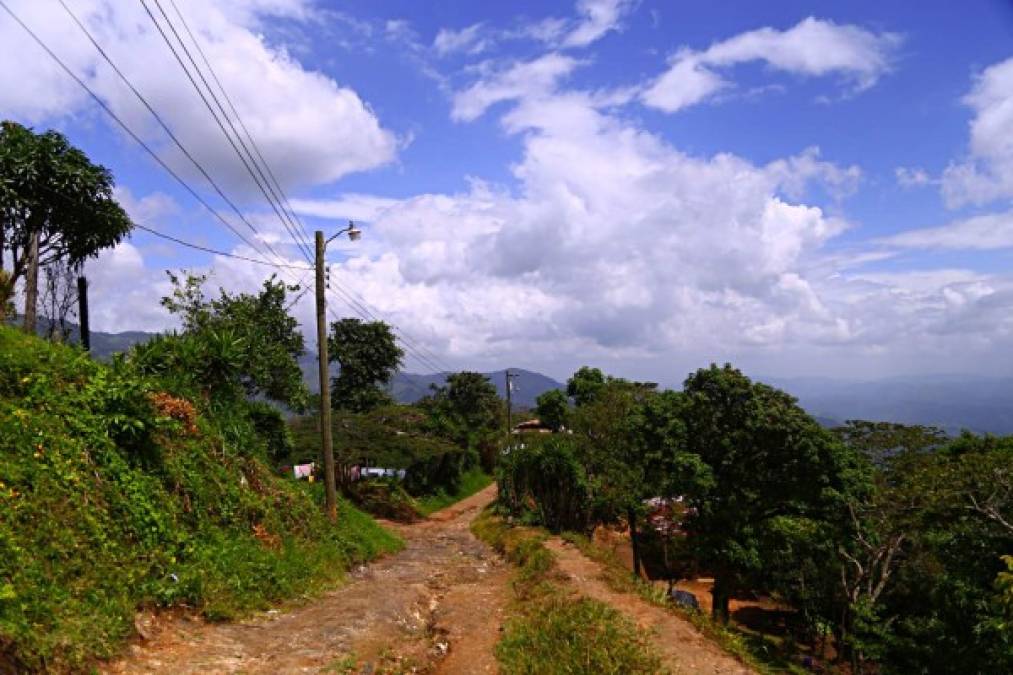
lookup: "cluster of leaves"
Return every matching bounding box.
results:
[496,362,1013,673]
[417,371,504,471]
[0,320,398,669]
[328,317,403,413]
[0,121,131,315]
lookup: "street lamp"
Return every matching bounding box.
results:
[327,220,362,244]
[316,220,362,520]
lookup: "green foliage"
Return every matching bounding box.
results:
[0,326,400,671]
[420,371,503,470]
[497,436,593,533]
[565,366,605,407]
[328,318,403,413]
[534,389,569,431]
[247,400,295,464]
[159,272,308,410]
[0,121,132,305]
[680,364,864,623]
[289,405,477,497]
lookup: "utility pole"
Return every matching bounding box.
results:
[77,276,90,351]
[315,230,338,521]
[505,369,517,447]
[22,231,39,334]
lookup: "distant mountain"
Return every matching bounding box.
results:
[386,368,565,408]
[769,375,1013,436]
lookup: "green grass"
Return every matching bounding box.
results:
[559,532,804,675]
[472,509,662,674]
[414,468,493,516]
[0,327,402,672]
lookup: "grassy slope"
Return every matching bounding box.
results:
[0,328,401,672]
[471,509,661,674]
[414,468,493,516]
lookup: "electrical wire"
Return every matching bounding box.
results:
[55,0,296,269]
[0,0,277,264]
[142,0,314,264]
[165,0,315,251]
[131,222,313,270]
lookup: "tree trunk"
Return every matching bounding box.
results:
[22,230,39,334]
[711,575,731,623]
[628,506,643,578]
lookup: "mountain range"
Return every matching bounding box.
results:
[24,322,1013,435]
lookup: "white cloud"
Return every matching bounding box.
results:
[878,210,1013,250]
[562,0,634,48]
[451,53,581,122]
[643,17,901,113]
[289,194,399,222]
[941,56,1013,207]
[0,0,398,195]
[433,23,488,56]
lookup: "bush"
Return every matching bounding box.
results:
[497,436,592,533]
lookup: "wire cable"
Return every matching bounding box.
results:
[165,0,315,251]
[131,222,313,270]
[142,0,314,264]
[0,0,282,264]
[55,0,297,270]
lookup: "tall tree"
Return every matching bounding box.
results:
[425,371,502,449]
[535,388,569,431]
[328,317,404,413]
[0,121,131,331]
[680,364,861,623]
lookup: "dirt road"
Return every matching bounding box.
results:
[104,485,508,674]
[545,537,755,675]
[105,486,755,674]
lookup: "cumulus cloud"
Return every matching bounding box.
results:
[0,0,397,195]
[941,56,1013,207]
[642,17,902,113]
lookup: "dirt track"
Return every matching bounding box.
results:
[104,486,755,674]
[104,486,508,674]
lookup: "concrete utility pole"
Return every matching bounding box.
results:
[505,369,518,446]
[22,231,39,334]
[77,276,90,351]
[315,230,338,520]
[314,222,361,521]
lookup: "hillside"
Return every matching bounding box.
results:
[0,327,400,671]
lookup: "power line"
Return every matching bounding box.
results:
[0,0,274,263]
[165,0,315,252]
[142,0,314,264]
[55,0,296,270]
[131,222,313,270]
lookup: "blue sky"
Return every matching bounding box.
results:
[2,0,1013,384]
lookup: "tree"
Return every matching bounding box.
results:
[535,389,569,431]
[0,121,131,331]
[154,272,308,409]
[328,317,404,413]
[566,366,606,407]
[424,371,502,455]
[679,364,862,624]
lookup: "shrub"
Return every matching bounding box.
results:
[497,436,592,533]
